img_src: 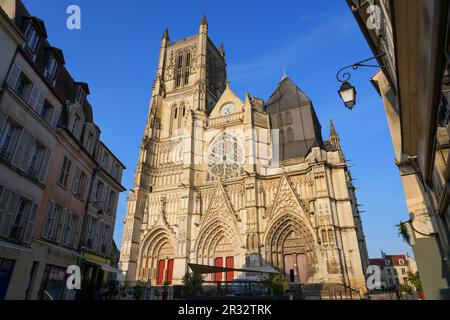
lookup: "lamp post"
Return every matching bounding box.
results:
[336,53,385,109]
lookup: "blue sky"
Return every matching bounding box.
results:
[22,0,411,258]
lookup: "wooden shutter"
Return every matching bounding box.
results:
[7,63,21,89]
[34,90,45,115]
[11,130,29,166]
[38,149,51,183]
[72,167,81,194]
[62,212,74,246]
[0,108,8,134]
[28,85,40,110]
[0,189,10,230]
[42,201,55,239]
[56,208,68,243]
[19,136,35,172]
[82,176,90,201]
[23,202,38,243]
[50,108,60,128]
[0,192,19,237]
[71,216,81,247]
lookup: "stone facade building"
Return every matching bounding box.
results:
[0,0,125,300]
[120,17,369,294]
[347,0,450,299]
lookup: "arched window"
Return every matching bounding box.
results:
[279,129,285,145]
[321,229,328,244]
[328,229,334,244]
[184,51,191,85]
[278,114,283,126]
[287,127,295,142]
[175,53,183,87]
[285,111,293,125]
[175,50,191,88]
[252,234,257,250]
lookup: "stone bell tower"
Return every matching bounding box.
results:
[120,16,227,282]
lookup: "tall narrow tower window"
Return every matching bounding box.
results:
[184,51,191,85]
[175,50,191,87]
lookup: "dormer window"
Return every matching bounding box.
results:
[71,114,80,135]
[74,82,89,106]
[45,56,59,80]
[76,88,86,105]
[25,25,39,52]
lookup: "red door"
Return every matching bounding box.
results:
[166,259,174,284]
[225,257,234,282]
[296,254,308,283]
[214,257,223,282]
[157,259,165,285]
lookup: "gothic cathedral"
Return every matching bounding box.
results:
[119,17,369,292]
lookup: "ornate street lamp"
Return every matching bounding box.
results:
[336,54,385,110]
[338,81,357,110]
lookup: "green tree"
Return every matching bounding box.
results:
[182,272,204,297]
[134,280,146,300]
[407,272,423,292]
[262,274,289,299]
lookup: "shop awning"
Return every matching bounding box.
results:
[188,263,279,275]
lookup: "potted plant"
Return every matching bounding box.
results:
[396,222,410,243]
[407,272,424,300]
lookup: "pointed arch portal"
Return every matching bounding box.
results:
[264,213,315,283]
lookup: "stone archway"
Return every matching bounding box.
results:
[264,213,316,284]
[195,218,241,282]
[138,227,176,285]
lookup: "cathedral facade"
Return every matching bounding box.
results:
[119,17,369,292]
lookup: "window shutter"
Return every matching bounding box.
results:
[23,202,38,243]
[50,108,60,128]
[11,130,29,166]
[34,90,45,115]
[7,63,21,89]
[104,186,110,211]
[19,136,35,172]
[28,85,40,110]
[0,192,19,237]
[0,108,8,134]
[74,216,82,247]
[38,149,51,183]
[0,189,10,228]
[91,179,98,200]
[56,208,68,243]
[42,201,55,239]
[62,212,73,246]
[82,176,90,201]
[72,167,81,194]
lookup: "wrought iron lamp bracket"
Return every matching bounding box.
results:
[336,53,386,83]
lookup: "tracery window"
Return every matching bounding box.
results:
[207,133,244,180]
[285,111,293,125]
[175,50,191,87]
[287,127,295,142]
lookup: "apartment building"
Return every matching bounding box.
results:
[0,0,125,300]
[369,252,418,290]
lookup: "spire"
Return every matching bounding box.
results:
[201,14,208,26]
[330,119,338,138]
[329,119,344,160]
[199,14,208,33]
[219,43,225,57]
[162,27,169,40]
